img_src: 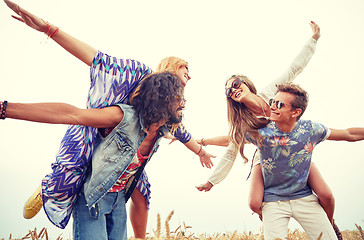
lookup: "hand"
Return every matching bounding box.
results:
[310,21,320,41]
[4,0,49,33]
[196,182,213,192]
[168,138,178,144]
[163,132,178,144]
[199,151,215,168]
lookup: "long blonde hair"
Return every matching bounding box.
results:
[155,56,188,74]
[226,75,269,162]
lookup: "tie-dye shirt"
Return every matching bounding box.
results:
[246,119,330,202]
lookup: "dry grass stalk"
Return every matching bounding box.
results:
[356,224,364,240]
[3,222,364,240]
[153,213,162,240]
[28,229,36,240]
[316,232,322,240]
[165,210,174,240]
[172,226,181,234]
[39,228,48,240]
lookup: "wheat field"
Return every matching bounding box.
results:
[2,211,363,240]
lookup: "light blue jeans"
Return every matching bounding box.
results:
[73,190,127,240]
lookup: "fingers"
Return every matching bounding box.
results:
[200,161,205,168]
[167,137,177,144]
[11,15,24,23]
[201,161,211,169]
[195,185,210,192]
[200,159,213,168]
[5,0,25,23]
[7,0,22,17]
[4,0,17,12]
[310,20,321,41]
[310,21,320,32]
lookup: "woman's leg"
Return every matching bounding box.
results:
[130,189,148,239]
[248,163,264,218]
[308,163,335,224]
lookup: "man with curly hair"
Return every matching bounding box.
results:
[1,72,185,240]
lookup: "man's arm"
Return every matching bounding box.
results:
[6,102,123,128]
[328,128,364,142]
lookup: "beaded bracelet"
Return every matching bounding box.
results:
[49,27,59,39]
[196,145,202,155]
[0,101,8,120]
[201,138,206,146]
[43,20,59,40]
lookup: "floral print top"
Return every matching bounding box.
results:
[247,119,330,202]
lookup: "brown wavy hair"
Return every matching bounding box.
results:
[225,75,269,162]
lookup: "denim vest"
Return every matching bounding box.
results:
[82,104,168,216]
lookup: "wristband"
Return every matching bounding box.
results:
[0,101,8,120]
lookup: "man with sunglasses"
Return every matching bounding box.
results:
[246,82,364,240]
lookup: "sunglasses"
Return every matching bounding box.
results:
[175,96,186,106]
[225,78,245,98]
[269,99,293,109]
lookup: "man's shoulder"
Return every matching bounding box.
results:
[112,104,138,119]
[259,121,276,132]
[297,119,329,138]
[113,103,133,110]
[298,119,326,129]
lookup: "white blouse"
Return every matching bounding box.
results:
[208,38,317,185]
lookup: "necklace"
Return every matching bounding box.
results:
[256,97,270,119]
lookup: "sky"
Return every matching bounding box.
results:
[1,0,364,238]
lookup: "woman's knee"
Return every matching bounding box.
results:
[248,197,262,213]
[317,190,335,206]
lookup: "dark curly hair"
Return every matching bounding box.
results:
[130,72,184,128]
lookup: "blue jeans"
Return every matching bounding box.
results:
[73,190,127,240]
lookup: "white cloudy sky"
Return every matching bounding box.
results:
[1,0,364,238]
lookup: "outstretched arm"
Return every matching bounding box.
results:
[260,21,321,101]
[4,101,123,128]
[328,128,364,142]
[4,0,96,66]
[197,136,230,147]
